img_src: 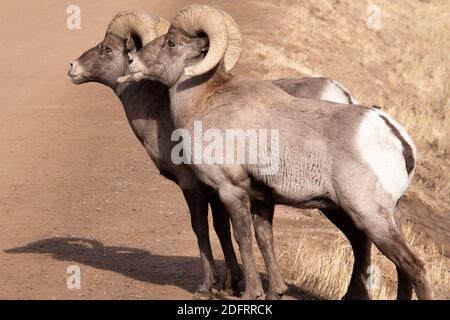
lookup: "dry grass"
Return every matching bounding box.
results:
[382,4,450,156]
[241,0,450,210]
[275,223,450,300]
[240,0,449,299]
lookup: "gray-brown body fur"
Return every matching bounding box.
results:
[69,31,361,298]
[168,73,376,212]
[126,26,434,299]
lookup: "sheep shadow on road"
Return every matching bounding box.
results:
[5,237,321,300]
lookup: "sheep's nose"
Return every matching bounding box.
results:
[68,61,82,77]
[68,62,74,76]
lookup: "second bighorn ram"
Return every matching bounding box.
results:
[121,5,433,300]
[69,11,361,299]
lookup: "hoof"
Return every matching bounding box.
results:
[265,291,284,300]
[218,287,237,297]
[342,291,370,300]
[266,281,288,300]
[192,280,217,300]
[192,291,215,300]
[219,268,242,297]
[219,278,241,297]
[240,290,264,300]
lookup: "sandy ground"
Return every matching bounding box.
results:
[0,0,327,300]
[0,1,447,300]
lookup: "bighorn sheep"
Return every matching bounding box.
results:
[69,10,364,300]
[121,4,433,300]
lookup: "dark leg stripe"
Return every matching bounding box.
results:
[379,115,415,175]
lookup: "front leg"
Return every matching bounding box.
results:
[181,185,218,298]
[209,195,242,296]
[251,201,288,300]
[218,184,264,300]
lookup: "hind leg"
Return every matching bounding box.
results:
[321,208,371,300]
[344,203,433,300]
[396,268,414,300]
[393,214,413,300]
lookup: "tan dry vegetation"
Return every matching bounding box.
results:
[0,0,447,300]
[240,0,449,210]
[274,222,450,299]
[237,0,449,299]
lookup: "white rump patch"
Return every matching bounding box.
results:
[356,110,411,201]
[321,80,359,105]
[373,108,417,165]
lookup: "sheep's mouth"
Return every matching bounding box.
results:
[117,72,144,84]
[68,69,87,84]
[68,74,86,84]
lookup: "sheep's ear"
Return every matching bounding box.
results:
[125,35,137,55]
[192,37,209,53]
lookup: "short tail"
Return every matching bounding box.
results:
[374,108,417,180]
[329,80,359,105]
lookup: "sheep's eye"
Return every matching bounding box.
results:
[105,47,112,54]
[167,40,175,48]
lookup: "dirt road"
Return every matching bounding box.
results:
[0,0,319,299]
[1,0,448,300]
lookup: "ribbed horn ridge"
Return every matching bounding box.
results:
[218,9,243,73]
[171,4,228,76]
[106,10,169,45]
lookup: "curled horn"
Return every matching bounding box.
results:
[218,9,243,73]
[171,4,228,76]
[106,10,169,45]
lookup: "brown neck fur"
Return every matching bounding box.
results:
[169,61,232,128]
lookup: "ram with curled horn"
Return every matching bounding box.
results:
[122,4,432,300]
[69,9,361,299]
